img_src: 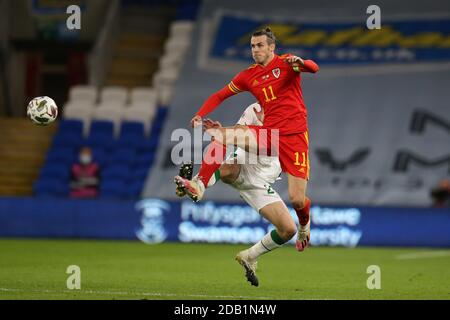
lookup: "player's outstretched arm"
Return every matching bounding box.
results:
[190,86,238,127]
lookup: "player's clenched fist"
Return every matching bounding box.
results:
[191,115,202,128]
[283,55,304,66]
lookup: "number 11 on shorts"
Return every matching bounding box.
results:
[294,152,307,167]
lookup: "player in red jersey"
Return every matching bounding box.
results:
[175,27,318,252]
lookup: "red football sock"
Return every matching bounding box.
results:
[198,140,227,188]
[295,197,311,226]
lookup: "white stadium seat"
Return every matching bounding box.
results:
[96,100,126,111]
[69,85,98,104]
[63,103,93,136]
[164,38,190,56]
[126,102,157,119]
[130,87,157,104]
[157,84,174,106]
[93,107,122,136]
[100,86,128,105]
[152,68,180,87]
[158,53,184,71]
[169,21,194,38]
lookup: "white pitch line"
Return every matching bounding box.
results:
[0,288,273,300]
[395,251,450,260]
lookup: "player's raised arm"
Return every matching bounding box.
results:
[191,74,247,127]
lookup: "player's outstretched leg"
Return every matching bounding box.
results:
[295,197,311,252]
[175,162,193,197]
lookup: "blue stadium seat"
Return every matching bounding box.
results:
[135,152,155,167]
[58,119,83,136]
[84,134,115,149]
[131,166,150,180]
[39,164,71,181]
[89,120,114,138]
[45,148,77,165]
[91,147,108,165]
[120,121,145,137]
[108,148,136,164]
[102,164,132,180]
[100,178,128,198]
[33,179,69,197]
[136,136,159,154]
[52,133,83,149]
[126,180,144,198]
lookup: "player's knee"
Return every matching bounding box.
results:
[220,165,238,184]
[289,193,306,211]
[279,224,297,240]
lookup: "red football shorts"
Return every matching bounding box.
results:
[248,125,310,180]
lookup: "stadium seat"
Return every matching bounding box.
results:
[130,87,157,104]
[100,86,128,105]
[69,85,98,104]
[85,120,115,149]
[92,108,122,136]
[120,121,145,137]
[102,164,132,180]
[45,148,77,164]
[169,21,195,38]
[33,178,69,197]
[89,120,114,138]
[126,180,144,197]
[131,166,150,181]
[135,152,155,167]
[51,133,84,149]
[39,164,71,181]
[100,178,128,198]
[91,147,108,166]
[164,38,190,56]
[108,148,136,164]
[58,119,83,137]
[63,103,93,136]
[153,68,180,87]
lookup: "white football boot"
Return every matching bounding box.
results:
[235,250,259,287]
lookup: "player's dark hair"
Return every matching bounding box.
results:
[252,27,276,45]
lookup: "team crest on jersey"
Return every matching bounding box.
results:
[272,68,281,78]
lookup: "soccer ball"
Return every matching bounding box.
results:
[27,96,58,125]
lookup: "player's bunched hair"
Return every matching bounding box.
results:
[252,27,276,45]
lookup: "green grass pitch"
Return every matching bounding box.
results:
[0,239,449,300]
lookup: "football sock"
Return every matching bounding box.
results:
[206,170,221,188]
[294,197,311,227]
[247,230,287,260]
[198,141,227,188]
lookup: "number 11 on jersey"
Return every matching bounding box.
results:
[262,86,277,102]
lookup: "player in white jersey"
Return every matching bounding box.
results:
[176,103,300,287]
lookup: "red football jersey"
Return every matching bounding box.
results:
[196,54,319,135]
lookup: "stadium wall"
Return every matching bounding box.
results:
[0,198,449,248]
